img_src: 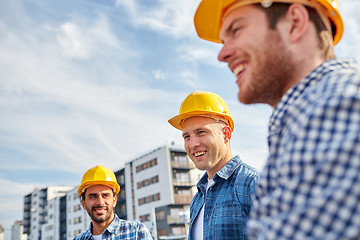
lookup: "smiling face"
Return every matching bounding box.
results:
[218,4,296,107]
[81,185,117,226]
[182,116,232,179]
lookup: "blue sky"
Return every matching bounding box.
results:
[1,0,359,236]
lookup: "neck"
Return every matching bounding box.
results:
[207,150,233,179]
[91,214,115,236]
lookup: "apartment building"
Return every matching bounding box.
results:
[41,197,61,240]
[123,145,203,239]
[23,186,74,240]
[11,221,28,240]
[114,168,126,220]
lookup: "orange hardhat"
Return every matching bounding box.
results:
[194,0,343,45]
[78,165,120,196]
[168,90,234,131]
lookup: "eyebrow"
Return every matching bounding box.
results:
[182,127,207,138]
[221,17,245,43]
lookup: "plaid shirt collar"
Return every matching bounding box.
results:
[196,155,242,191]
[82,214,120,239]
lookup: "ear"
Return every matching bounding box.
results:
[286,3,310,44]
[81,199,86,210]
[222,125,232,143]
[113,194,117,208]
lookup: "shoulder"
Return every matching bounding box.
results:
[235,157,260,181]
[113,218,152,238]
[306,58,360,101]
[231,156,260,193]
[73,231,90,240]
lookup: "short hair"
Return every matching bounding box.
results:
[254,3,335,60]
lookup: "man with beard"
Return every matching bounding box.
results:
[169,91,259,240]
[74,165,152,240]
[194,0,360,239]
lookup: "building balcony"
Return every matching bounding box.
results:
[24,205,31,211]
[171,161,195,170]
[173,194,192,205]
[172,181,194,187]
[167,215,186,225]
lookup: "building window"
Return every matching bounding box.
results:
[137,175,159,189]
[45,225,53,231]
[74,216,82,224]
[73,204,81,212]
[138,193,160,206]
[172,226,185,235]
[174,188,191,196]
[158,229,166,237]
[156,210,165,221]
[173,155,188,165]
[117,174,125,185]
[136,158,158,173]
[173,172,190,184]
[139,214,150,222]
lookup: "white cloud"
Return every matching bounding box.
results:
[177,42,222,66]
[55,15,121,59]
[152,69,167,81]
[117,0,199,39]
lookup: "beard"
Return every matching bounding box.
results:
[86,205,113,224]
[238,29,296,106]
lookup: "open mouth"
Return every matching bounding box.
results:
[233,64,245,77]
[93,206,107,213]
[194,151,206,157]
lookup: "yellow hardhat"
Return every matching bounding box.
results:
[168,90,234,131]
[194,0,343,45]
[78,165,120,196]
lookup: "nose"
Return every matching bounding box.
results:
[185,136,200,151]
[95,195,105,205]
[218,44,234,63]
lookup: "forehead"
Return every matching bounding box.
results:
[220,5,265,36]
[182,116,218,131]
[85,185,113,194]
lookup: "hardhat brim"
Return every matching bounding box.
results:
[168,110,234,131]
[78,181,120,196]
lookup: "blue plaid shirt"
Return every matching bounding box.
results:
[189,155,259,240]
[73,214,153,240]
[248,58,360,239]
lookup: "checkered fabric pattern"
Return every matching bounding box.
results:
[73,214,153,240]
[188,155,260,240]
[247,58,360,239]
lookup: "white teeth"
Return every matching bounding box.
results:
[233,64,244,76]
[194,151,205,157]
